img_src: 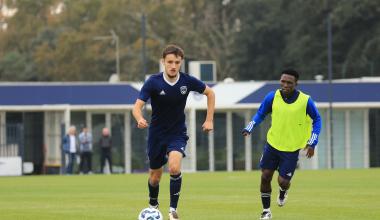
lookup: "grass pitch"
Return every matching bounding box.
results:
[0,169,379,220]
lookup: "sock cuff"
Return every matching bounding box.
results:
[170,173,182,181]
[261,192,271,197]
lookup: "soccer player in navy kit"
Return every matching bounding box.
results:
[133,44,215,220]
[242,69,321,219]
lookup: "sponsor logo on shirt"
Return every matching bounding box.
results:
[159,90,166,95]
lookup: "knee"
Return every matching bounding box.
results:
[278,177,290,189]
[149,175,161,186]
[168,164,181,175]
[261,173,273,184]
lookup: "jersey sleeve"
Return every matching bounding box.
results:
[188,74,206,93]
[306,97,322,148]
[138,77,154,102]
[242,91,275,133]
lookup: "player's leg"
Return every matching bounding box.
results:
[276,150,299,207]
[261,169,275,205]
[167,134,187,220]
[260,169,275,219]
[259,143,279,219]
[148,167,163,208]
[168,150,183,215]
[277,175,290,206]
[147,136,167,209]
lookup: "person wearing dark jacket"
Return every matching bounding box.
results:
[99,127,112,173]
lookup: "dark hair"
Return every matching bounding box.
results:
[162,44,184,59]
[281,69,299,81]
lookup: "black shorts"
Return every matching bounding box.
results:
[147,133,188,169]
[260,143,300,180]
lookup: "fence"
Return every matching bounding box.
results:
[0,123,24,158]
[0,124,24,176]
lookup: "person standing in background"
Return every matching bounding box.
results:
[62,126,78,174]
[79,126,93,174]
[99,127,112,174]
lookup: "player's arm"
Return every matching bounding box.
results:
[133,78,152,129]
[202,85,215,132]
[132,99,149,129]
[304,97,322,158]
[242,92,274,136]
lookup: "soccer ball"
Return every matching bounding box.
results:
[138,208,163,220]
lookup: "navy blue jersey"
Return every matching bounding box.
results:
[138,72,206,135]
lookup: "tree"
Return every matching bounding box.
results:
[233,0,287,80]
[1,0,379,82]
[169,0,240,80]
[0,0,56,81]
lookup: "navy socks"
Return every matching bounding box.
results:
[261,192,271,209]
[170,173,182,209]
[148,181,159,206]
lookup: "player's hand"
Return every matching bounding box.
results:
[137,118,148,129]
[304,145,314,158]
[242,129,251,136]
[202,120,213,132]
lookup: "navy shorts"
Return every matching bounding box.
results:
[260,143,300,180]
[147,133,188,169]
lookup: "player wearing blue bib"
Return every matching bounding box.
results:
[242,69,322,220]
[133,44,215,220]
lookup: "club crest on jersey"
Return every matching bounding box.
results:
[180,86,187,95]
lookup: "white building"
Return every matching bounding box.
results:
[0,79,379,175]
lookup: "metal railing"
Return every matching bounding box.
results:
[0,124,24,158]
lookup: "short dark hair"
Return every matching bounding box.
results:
[281,69,299,81]
[162,44,184,59]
